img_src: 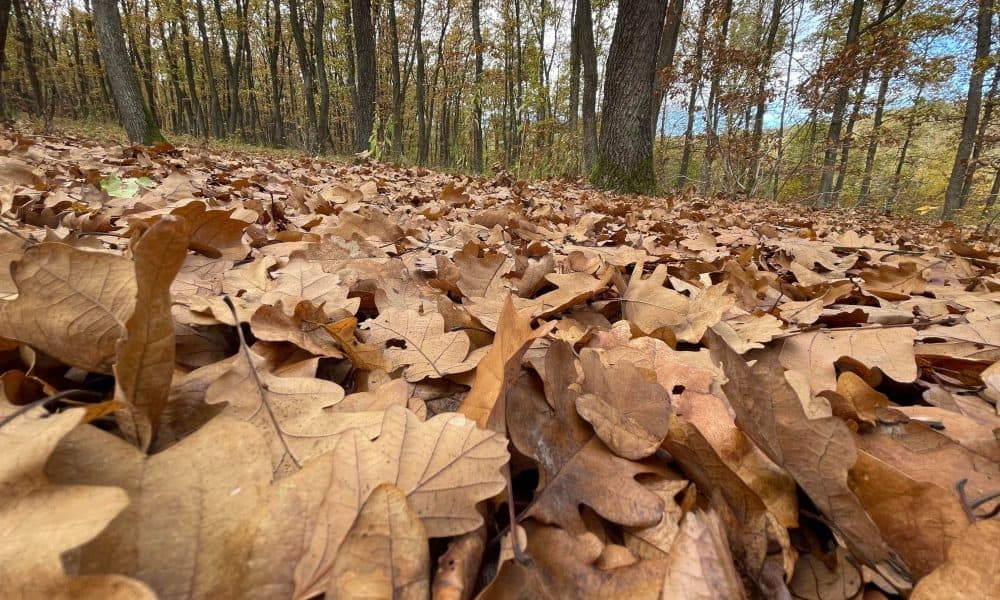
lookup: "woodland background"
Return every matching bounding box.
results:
[0,0,997,219]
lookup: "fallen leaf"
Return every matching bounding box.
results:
[910,519,1000,600]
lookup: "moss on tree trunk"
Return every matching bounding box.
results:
[590,155,657,196]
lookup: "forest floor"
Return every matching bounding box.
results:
[0,127,998,599]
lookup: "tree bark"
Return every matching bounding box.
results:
[650,0,684,134]
[943,0,992,219]
[12,0,43,114]
[194,0,224,136]
[676,0,710,189]
[856,66,892,208]
[591,0,668,194]
[959,64,1000,207]
[577,0,598,172]
[748,0,782,192]
[388,0,404,159]
[471,0,484,171]
[176,0,206,136]
[415,0,428,164]
[314,0,331,150]
[351,0,375,152]
[0,0,12,116]
[288,0,318,150]
[92,0,164,144]
[266,0,284,144]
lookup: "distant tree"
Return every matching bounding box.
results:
[91,0,164,144]
[352,0,375,152]
[943,0,992,219]
[576,0,598,172]
[0,0,11,116]
[591,0,669,194]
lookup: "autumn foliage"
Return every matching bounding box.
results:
[0,130,998,599]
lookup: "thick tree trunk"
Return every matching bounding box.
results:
[351,0,375,152]
[650,0,684,134]
[577,0,598,172]
[591,0,668,194]
[471,0,484,172]
[943,0,992,219]
[92,0,164,144]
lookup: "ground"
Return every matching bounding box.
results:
[0,128,997,599]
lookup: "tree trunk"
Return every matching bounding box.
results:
[959,65,1000,207]
[568,0,579,130]
[0,0,12,116]
[471,0,484,172]
[266,0,284,144]
[351,0,375,152]
[943,0,992,219]
[12,0,43,114]
[591,0,668,194]
[700,0,732,197]
[176,0,206,136]
[194,0,224,136]
[649,0,684,134]
[288,0,317,150]
[388,0,404,159]
[832,68,871,203]
[887,81,924,213]
[817,0,864,206]
[856,67,892,208]
[676,0,710,189]
[577,0,598,172]
[415,0,428,164]
[314,0,331,150]
[748,0,782,192]
[92,0,164,144]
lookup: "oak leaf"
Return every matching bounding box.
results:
[910,519,1000,600]
[623,263,733,341]
[361,308,479,381]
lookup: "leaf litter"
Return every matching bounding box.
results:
[0,130,998,599]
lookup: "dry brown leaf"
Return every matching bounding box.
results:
[459,293,554,431]
[778,327,918,394]
[479,521,667,600]
[361,307,479,381]
[508,341,665,533]
[328,484,430,600]
[257,406,507,597]
[261,256,360,315]
[114,216,189,450]
[910,519,1000,600]
[574,348,671,460]
[660,509,746,600]
[250,300,346,358]
[45,416,270,600]
[788,548,863,600]
[0,243,135,372]
[323,316,393,371]
[0,407,153,599]
[624,263,733,341]
[432,526,486,600]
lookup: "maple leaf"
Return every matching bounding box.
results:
[1,407,153,599]
[361,308,480,381]
[508,341,665,533]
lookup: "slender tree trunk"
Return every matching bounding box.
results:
[772,0,802,200]
[0,0,12,116]
[288,0,317,150]
[832,68,871,203]
[817,0,864,206]
[985,167,1000,211]
[577,0,598,172]
[568,0,579,130]
[415,0,428,164]
[12,0,43,114]
[176,0,205,136]
[748,0,782,192]
[650,0,685,133]
[887,81,924,212]
[265,0,283,144]
[591,0,669,194]
[471,0,484,171]
[351,0,375,152]
[959,65,1000,207]
[943,0,992,218]
[388,0,404,159]
[194,0,223,136]
[92,0,164,144]
[314,0,331,150]
[856,66,892,207]
[676,0,710,189]
[701,0,732,197]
